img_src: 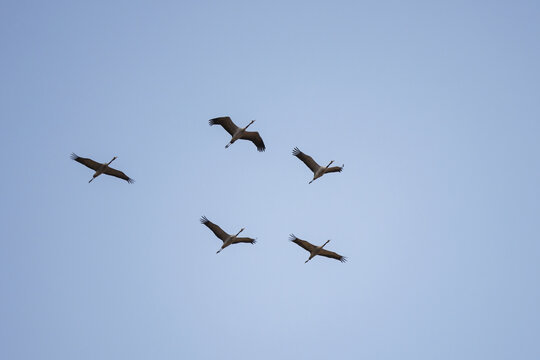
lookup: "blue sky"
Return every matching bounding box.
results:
[1,1,539,359]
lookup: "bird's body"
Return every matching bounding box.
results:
[292,147,343,184]
[209,116,266,152]
[200,216,257,253]
[289,234,346,263]
[71,153,134,183]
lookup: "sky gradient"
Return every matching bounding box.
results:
[1,1,539,359]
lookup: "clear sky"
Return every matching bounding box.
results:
[1,1,539,359]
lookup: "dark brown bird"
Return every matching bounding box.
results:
[292,147,343,184]
[209,116,266,152]
[71,153,134,183]
[200,216,257,253]
[290,234,346,263]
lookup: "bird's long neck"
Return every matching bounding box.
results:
[321,240,330,249]
[325,160,334,169]
[235,228,244,237]
[107,157,117,166]
[243,120,255,130]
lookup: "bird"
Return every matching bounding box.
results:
[289,234,346,263]
[71,153,134,183]
[209,116,266,152]
[200,216,257,253]
[292,147,343,184]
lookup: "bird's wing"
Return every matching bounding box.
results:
[232,237,257,244]
[209,116,239,136]
[71,153,101,171]
[200,216,229,242]
[241,131,266,152]
[103,166,134,183]
[292,147,320,173]
[318,249,347,263]
[325,165,344,174]
[289,234,316,253]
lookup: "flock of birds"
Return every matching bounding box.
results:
[72,116,347,263]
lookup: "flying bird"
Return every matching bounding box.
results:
[209,116,266,152]
[200,216,257,253]
[71,153,134,183]
[289,234,346,263]
[292,147,343,184]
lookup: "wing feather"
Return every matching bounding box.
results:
[319,248,347,263]
[292,147,320,173]
[232,237,257,245]
[71,153,101,171]
[325,165,344,174]
[241,131,266,152]
[103,166,134,183]
[209,116,239,136]
[289,234,316,253]
[200,216,230,242]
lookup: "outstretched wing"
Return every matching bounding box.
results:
[319,249,347,263]
[292,147,320,173]
[103,166,134,183]
[209,116,239,136]
[233,237,257,245]
[71,153,101,171]
[241,131,266,152]
[289,234,316,253]
[325,165,344,174]
[200,216,230,242]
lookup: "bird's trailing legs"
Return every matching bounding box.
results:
[89,173,100,183]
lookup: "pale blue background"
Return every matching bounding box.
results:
[1,1,539,359]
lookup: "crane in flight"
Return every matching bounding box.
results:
[292,147,343,184]
[290,234,346,263]
[71,153,134,183]
[200,216,257,253]
[209,116,266,152]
